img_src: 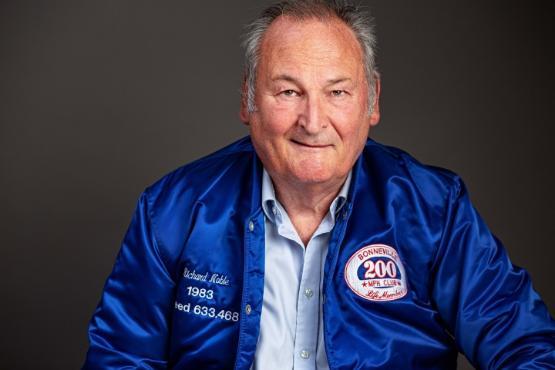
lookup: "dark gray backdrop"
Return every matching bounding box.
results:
[1,1,553,369]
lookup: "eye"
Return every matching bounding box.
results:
[331,90,346,97]
[280,89,300,97]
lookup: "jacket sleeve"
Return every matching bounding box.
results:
[431,179,555,369]
[83,191,175,369]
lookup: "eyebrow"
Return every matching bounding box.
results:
[271,74,299,83]
[271,74,352,86]
[326,77,352,86]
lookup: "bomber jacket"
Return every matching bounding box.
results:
[84,136,555,369]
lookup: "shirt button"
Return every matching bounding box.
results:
[272,206,277,215]
[300,350,310,359]
[248,221,254,232]
[304,288,314,298]
[245,304,252,315]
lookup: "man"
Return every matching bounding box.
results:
[83,1,555,369]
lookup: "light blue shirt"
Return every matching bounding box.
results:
[252,169,351,370]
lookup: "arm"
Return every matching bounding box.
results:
[432,179,555,369]
[83,191,175,369]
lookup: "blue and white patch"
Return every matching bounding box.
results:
[344,244,408,302]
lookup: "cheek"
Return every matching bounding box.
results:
[328,95,368,130]
[257,108,298,137]
[333,114,369,141]
[332,118,370,160]
[249,114,290,154]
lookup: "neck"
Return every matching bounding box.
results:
[270,174,347,246]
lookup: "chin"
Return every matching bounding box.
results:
[289,167,336,185]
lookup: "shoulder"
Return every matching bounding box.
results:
[139,136,256,244]
[361,138,464,201]
[131,136,257,276]
[144,136,257,208]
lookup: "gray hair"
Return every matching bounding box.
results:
[242,0,378,114]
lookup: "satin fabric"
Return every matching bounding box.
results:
[83,136,555,369]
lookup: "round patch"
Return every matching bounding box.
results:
[344,244,408,302]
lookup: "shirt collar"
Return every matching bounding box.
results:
[261,168,352,224]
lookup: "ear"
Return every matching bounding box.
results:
[369,73,381,127]
[239,75,250,125]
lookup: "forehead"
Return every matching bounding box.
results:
[258,16,365,78]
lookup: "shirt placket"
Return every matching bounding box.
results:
[293,236,323,369]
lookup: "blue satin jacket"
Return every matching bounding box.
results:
[84,137,555,369]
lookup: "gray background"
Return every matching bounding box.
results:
[1,1,553,369]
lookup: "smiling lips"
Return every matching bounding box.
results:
[291,139,332,148]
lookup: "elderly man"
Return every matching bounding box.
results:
[83,1,555,369]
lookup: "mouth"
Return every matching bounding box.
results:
[290,139,332,148]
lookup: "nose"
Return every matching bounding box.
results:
[298,94,327,134]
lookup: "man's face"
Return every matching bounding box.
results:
[242,16,380,187]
